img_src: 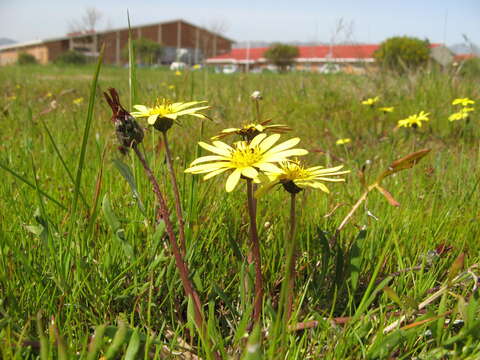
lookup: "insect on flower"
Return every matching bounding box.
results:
[211,120,291,141]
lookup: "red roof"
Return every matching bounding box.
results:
[208,43,444,62]
[454,53,476,62]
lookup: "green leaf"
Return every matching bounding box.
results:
[104,322,128,359]
[112,158,145,214]
[241,324,263,360]
[102,194,133,258]
[71,45,104,216]
[124,329,141,360]
[86,325,106,360]
[349,229,366,292]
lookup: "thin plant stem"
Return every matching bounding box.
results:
[162,131,187,256]
[133,146,209,347]
[285,192,297,322]
[246,179,264,324]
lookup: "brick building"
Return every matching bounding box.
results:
[0,19,233,66]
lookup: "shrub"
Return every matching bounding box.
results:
[17,52,37,65]
[122,37,164,65]
[55,50,88,65]
[459,57,480,77]
[374,36,430,72]
[264,43,299,72]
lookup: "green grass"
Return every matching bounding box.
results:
[1,63,480,359]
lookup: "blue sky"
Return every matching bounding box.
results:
[1,0,479,46]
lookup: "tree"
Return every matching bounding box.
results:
[374,36,430,72]
[122,38,164,66]
[264,43,299,72]
[68,7,103,34]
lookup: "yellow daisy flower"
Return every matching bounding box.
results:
[361,96,380,106]
[73,97,84,105]
[448,107,474,121]
[452,98,475,107]
[336,138,351,145]
[378,106,394,113]
[175,70,182,76]
[256,160,349,196]
[185,133,308,192]
[131,99,209,132]
[397,111,430,128]
[211,120,291,141]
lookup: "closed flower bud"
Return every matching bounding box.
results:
[104,88,144,152]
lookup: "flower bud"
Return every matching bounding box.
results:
[104,88,144,152]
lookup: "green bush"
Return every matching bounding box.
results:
[122,37,164,65]
[17,52,37,65]
[374,36,430,72]
[459,57,480,77]
[264,43,299,72]
[54,50,88,65]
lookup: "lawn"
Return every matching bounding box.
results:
[0,63,479,359]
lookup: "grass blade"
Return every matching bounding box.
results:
[71,45,104,216]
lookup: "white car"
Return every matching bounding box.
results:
[170,62,186,71]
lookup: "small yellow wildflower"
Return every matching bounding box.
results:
[452,98,475,107]
[175,70,182,76]
[185,133,308,192]
[193,64,201,69]
[212,120,291,141]
[448,107,474,121]
[73,97,84,105]
[361,96,380,106]
[168,85,175,90]
[46,92,52,98]
[256,160,349,196]
[131,99,209,132]
[378,106,394,113]
[397,111,430,128]
[336,138,351,145]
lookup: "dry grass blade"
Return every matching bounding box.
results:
[379,148,431,181]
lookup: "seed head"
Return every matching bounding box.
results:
[104,88,144,153]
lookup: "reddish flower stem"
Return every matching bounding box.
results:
[133,146,205,334]
[162,131,187,256]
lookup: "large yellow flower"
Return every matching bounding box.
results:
[397,111,430,128]
[185,133,308,192]
[256,160,349,196]
[131,99,209,131]
[452,98,475,107]
[211,120,291,141]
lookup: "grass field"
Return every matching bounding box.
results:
[1,63,479,359]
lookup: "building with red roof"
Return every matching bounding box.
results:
[207,43,446,73]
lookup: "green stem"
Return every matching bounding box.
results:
[247,179,264,324]
[162,131,187,256]
[285,192,298,322]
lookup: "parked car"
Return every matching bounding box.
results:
[170,62,186,71]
